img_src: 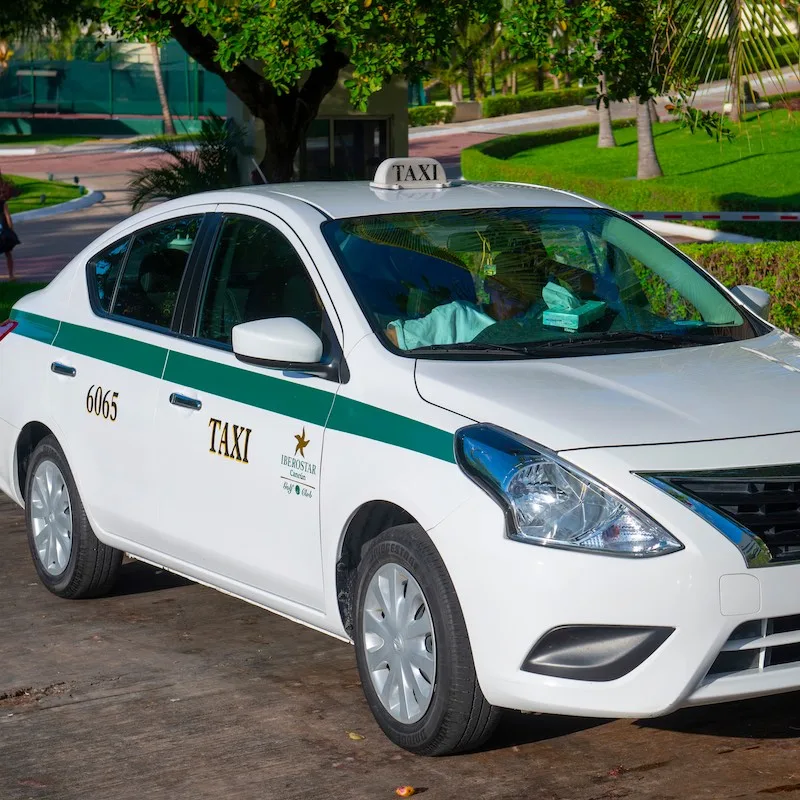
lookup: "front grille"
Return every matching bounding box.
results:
[708,614,800,676]
[650,464,800,563]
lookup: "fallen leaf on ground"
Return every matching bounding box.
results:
[347,731,365,741]
[395,787,415,797]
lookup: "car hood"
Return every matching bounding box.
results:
[414,330,800,451]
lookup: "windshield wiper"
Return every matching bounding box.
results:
[536,330,735,350]
[408,342,535,356]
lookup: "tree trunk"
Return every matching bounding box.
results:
[549,72,560,90]
[168,20,348,183]
[727,0,743,122]
[597,74,616,148]
[511,71,517,94]
[636,98,663,179]
[450,84,460,103]
[457,82,464,101]
[149,42,175,136]
[648,97,659,124]
[467,61,476,101]
[536,66,545,91]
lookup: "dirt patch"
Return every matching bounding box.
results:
[0,682,69,708]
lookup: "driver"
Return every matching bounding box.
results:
[385,277,531,350]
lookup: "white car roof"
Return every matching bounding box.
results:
[230,180,600,220]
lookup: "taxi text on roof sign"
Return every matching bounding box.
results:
[370,157,450,190]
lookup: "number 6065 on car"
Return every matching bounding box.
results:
[86,386,118,421]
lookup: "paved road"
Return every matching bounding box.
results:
[2,491,800,799]
[4,150,152,281]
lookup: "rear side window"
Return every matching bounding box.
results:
[111,216,201,329]
[88,238,130,313]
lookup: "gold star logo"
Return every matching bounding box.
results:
[294,428,310,458]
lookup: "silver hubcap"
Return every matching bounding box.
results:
[362,562,436,724]
[30,460,72,576]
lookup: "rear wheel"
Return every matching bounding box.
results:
[25,436,122,598]
[354,524,500,755]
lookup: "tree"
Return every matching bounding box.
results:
[670,0,798,123]
[149,42,176,136]
[102,0,500,181]
[506,0,688,178]
[128,113,247,210]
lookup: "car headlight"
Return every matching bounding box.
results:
[455,425,683,557]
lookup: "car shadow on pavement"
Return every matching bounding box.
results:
[480,711,611,751]
[638,692,800,739]
[109,559,194,597]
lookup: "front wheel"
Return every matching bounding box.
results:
[25,435,122,599]
[353,524,500,755]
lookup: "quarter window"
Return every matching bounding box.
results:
[197,215,324,347]
[110,216,201,328]
[88,238,130,313]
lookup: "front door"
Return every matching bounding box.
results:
[151,209,341,610]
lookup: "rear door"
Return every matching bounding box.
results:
[48,209,215,543]
[149,206,343,609]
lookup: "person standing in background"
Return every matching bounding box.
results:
[0,175,19,280]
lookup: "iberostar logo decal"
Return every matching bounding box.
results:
[294,428,310,458]
[281,427,318,499]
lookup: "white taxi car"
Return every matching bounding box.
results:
[1,157,797,756]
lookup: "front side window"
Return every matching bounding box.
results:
[110,216,201,328]
[197,215,325,347]
[323,208,763,358]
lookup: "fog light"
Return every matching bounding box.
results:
[523,625,674,682]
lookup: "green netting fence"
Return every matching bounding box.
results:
[0,39,228,118]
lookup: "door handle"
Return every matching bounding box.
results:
[169,392,202,411]
[51,362,76,377]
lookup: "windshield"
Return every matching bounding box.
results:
[323,208,764,358]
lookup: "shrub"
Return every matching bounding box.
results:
[679,242,800,333]
[408,105,456,127]
[482,88,591,118]
[0,173,20,202]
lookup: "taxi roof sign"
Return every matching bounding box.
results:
[371,157,450,190]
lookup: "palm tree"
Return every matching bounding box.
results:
[128,113,249,211]
[671,0,799,122]
[149,42,176,136]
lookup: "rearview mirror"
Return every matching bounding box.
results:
[232,318,326,372]
[730,285,771,318]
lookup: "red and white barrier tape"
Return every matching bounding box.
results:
[629,211,800,222]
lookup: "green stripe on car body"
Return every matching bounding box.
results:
[164,350,335,427]
[10,309,60,344]
[11,312,456,463]
[54,322,167,379]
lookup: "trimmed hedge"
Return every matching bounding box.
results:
[408,105,455,127]
[482,87,591,118]
[679,242,800,334]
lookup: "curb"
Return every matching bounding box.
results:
[10,188,105,223]
[0,148,37,156]
[631,211,800,222]
[0,143,198,157]
[640,219,762,244]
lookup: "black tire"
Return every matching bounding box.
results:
[353,524,501,756]
[24,435,122,599]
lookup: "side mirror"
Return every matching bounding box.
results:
[730,285,772,318]
[232,318,329,375]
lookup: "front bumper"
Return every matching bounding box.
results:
[429,431,800,718]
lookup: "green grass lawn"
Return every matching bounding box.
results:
[0,134,95,148]
[5,175,82,215]
[479,110,800,210]
[0,282,47,318]
[462,110,800,238]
